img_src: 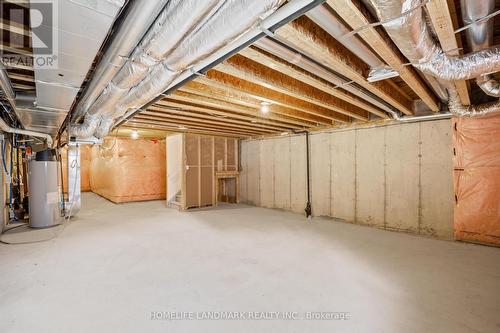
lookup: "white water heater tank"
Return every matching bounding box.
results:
[28,149,62,228]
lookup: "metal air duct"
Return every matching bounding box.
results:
[367,0,500,81]
[461,0,500,97]
[72,0,286,139]
[71,0,170,125]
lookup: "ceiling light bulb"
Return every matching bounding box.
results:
[131,130,139,139]
[260,101,271,113]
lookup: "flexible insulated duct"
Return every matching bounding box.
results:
[461,0,500,97]
[367,0,500,81]
[71,0,170,124]
[73,0,285,139]
[368,0,500,117]
[449,87,500,117]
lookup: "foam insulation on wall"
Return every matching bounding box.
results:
[240,119,455,239]
[453,113,500,246]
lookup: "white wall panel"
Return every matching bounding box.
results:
[259,140,275,208]
[245,140,261,205]
[310,133,331,216]
[330,130,356,222]
[420,120,454,238]
[385,123,420,232]
[290,135,307,214]
[240,119,454,239]
[355,128,385,228]
[274,138,291,210]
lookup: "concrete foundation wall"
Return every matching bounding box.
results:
[240,119,454,239]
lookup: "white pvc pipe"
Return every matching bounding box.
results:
[0,117,53,147]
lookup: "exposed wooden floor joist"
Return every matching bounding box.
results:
[274,16,414,115]
[327,0,440,112]
[217,54,369,121]
[159,94,302,129]
[425,0,471,105]
[178,82,325,126]
[240,46,389,119]
[199,71,349,123]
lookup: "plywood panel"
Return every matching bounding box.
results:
[185,134,199,166]
[240,141,249,203]
[355,128,385,227]
[385,123,420,233]
[227,138,236,167]
[330,130,355,222]
[421,119,454,238]
[246,140,261,205]
[273,137,291,210]
[310,133,331,216]
[200,167,213,206]
[185,167,199,208]
[259,140,275,208]
[200,136,212,166]
[290,135,307,214]
[214,137,226,171]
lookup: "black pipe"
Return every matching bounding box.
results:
[293,130,312,219]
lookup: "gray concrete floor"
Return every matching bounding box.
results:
[1,192,499,333]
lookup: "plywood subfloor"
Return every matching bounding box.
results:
[0,193,499,333]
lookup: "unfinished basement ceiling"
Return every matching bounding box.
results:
[118,0,500,138]
[2,0,500,138]
[0,0,124,135]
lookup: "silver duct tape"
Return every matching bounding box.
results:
[369,0,500,81]
[448,87,500,117]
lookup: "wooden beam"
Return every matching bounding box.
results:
[134,114,272,135]
[155,100,295,133]
[327,0,440,112]
[0,44,32,56]
[218,54,369,121]
[180,81,325,126]
[7,72,34,82]
[138,110,280,133]
[200,70,349,123]
[154,96,297,130]
[126,119,250,138]
[275,16,414,115]
[241,46,389,119]
[0,19,31,37]
[146,107,291,132]
[121,124,245,138]
[425,0,470,105]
